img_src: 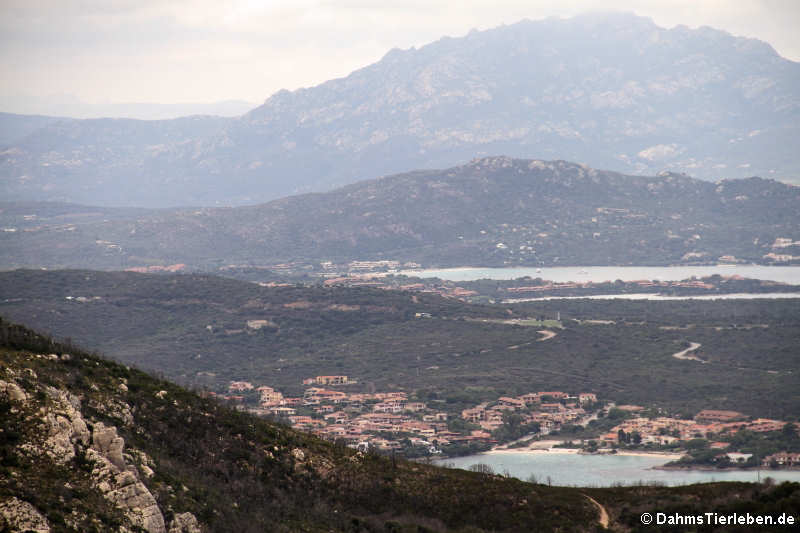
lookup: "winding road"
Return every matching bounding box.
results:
[671,342,705,363]
[583,494,610,529]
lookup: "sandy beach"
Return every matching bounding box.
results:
[488,441,684,460]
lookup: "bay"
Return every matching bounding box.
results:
[503,292,800,302]
[399,265,800,284]
[436,452,800,487]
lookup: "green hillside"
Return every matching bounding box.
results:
[1,269,798,418]
[2,158,799,271]
[3,318,800,532]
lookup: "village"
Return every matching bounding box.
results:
[211,375,800,467]
[212,377,800,467]
[214,376,601,455]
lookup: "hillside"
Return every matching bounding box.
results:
[2,158,799,270]
[0,318,598,532]
[0,112,65,147]
[2,13,799,207]
[1,270,798,418]
[3,318,800,532]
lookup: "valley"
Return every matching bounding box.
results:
[4,318,798,532]
[0,269,797,420]
[2,8,800,531]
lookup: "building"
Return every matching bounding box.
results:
[578,393,598,405]
[763,452,800,467]
[228,381,254,392]
[537,391,568,400]
[496,397,525,410]
[461,408,484,423]
[313,375,349,385]
[694,410,746,424]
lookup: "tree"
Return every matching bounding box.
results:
[469,463,495,475]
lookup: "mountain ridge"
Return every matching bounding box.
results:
[1,157,798,270]
[2,12,799,207]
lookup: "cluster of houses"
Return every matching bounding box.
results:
[321,275,479,299]
[600,408,794,449]
[220,379,800,463]
[224,381,605,453]
[460,391,598,433]
[763,452,800,467]
[224,377,489,453]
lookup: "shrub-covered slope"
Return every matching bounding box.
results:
[3,158,800,270]
[2,319,800,532]
[1,269,799,418]
[0,318,600,532]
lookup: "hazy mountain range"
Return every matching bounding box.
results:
[0,97,256,123]
[2,157,798,270]
[1,12,798,208]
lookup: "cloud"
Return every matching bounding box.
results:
[1,0,798,110]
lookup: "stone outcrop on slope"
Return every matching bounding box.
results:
[0,356,199,533]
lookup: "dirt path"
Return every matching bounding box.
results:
[583,494,609,529]
[537,330,557,341]
[671,342,705,362]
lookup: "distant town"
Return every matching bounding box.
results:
[210,375,800,469]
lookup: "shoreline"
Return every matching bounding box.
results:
[487,444,684,460]
[395,265,800,284]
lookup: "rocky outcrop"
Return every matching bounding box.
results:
[1,366,177,533]
[87,422,166,533]
[0,497,51,533]
[91,396,135,426]
[0,379,27,402]
[38,387,91,464]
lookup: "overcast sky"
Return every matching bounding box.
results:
[1,0,799,116]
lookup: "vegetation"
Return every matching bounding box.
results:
[668,425,800,469]
[0,318,599,532]
[1,269,799,420]
[3,158,799,270]
[3,318,800,531]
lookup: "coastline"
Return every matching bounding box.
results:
[487,442,684,460]
[655,464,800,472]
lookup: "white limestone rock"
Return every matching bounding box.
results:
[88,423,167,533]
[91,422,126,470]
[38,388,90,464]
[0,379,27,402]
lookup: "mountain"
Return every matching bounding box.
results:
[2,158,799,270]
[0,113,67,147]
[2,13,799,207]
[1,269,798,418]
[1,98,256,121]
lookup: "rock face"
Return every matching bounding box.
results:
[0,359,200,533]
[87,422,166,533]
[0,497,51,533]
[39,387,91,464]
